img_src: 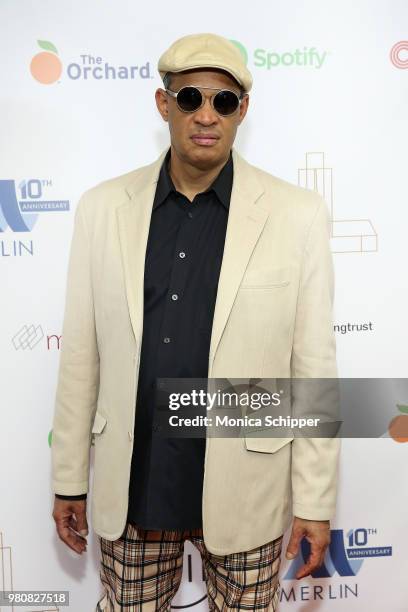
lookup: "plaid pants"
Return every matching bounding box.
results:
[96,521,283,611]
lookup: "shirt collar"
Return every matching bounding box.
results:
[153,147,233,211]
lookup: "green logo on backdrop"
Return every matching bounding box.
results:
[230,39,249,64]
[230,40,327,69]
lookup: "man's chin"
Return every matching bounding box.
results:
[186,141,226,168]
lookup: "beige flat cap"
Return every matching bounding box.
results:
[158,32,253,93]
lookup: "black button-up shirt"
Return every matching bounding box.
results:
[127,147,233,529]
[56,147,233,531]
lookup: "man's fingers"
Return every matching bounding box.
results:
[68,515,77,530]
[286,525,305,559]
[295,553,319,579]
[56,523,87,555]
[52,498,88,554]
[285,543,298,559]
[295,539,328,579]
[73,511,89,536]
[287,518,331,579]
[69,513,89,537]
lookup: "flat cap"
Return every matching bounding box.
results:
[157,32,253,93]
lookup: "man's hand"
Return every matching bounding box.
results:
[52,497,88,555]
[285,517,330,579]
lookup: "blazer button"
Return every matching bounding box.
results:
[128,431,133,440]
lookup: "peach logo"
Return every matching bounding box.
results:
[30,40,62,84]
[388,404,408,443]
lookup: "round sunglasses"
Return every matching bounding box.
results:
[165,85,245,117]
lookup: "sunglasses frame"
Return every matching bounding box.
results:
[165,85,246,117]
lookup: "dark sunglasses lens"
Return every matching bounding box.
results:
[214,90,240,115]
[177,87,202,112]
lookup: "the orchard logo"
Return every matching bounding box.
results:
[390,41,408,69]
[30,40,62,84]
[29,39,151,84]
[388,404,408,442]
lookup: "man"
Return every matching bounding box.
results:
[51,32,340,611]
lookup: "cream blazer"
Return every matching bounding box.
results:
[51,146,341,554]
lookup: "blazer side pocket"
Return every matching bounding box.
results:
[91,411,107,434]
[244,434,294,453]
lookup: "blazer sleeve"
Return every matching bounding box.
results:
[51,191,100,496]
[290,193,341,521]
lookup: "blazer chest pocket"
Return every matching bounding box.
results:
[244,434,294,453]
[240,266,291,290]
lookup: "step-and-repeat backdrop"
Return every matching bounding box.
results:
[1,0,407,610]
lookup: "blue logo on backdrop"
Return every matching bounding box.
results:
[0,179,69,232]
[280,527,392,602]
[284,528,392,580]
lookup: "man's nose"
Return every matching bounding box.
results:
[193,97,218,124]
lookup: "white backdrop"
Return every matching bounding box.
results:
[1,0,408,610]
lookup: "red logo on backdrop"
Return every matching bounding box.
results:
[390,41,408,68]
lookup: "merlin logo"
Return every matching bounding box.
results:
[230,39,327,69]
[390,41,408,69]
[30,39,151,84]
[284,528,392,580]
[0,178,69,233]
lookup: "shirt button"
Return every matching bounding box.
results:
[171,293,178,301]
[163,337,171,343]
[179,251,186,258]
[187,212,193,219]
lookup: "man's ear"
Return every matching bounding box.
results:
[155,88,169,122]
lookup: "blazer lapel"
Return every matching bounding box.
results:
[116,146,269,370]
[117,148,168,344]
[208,148,268,374]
